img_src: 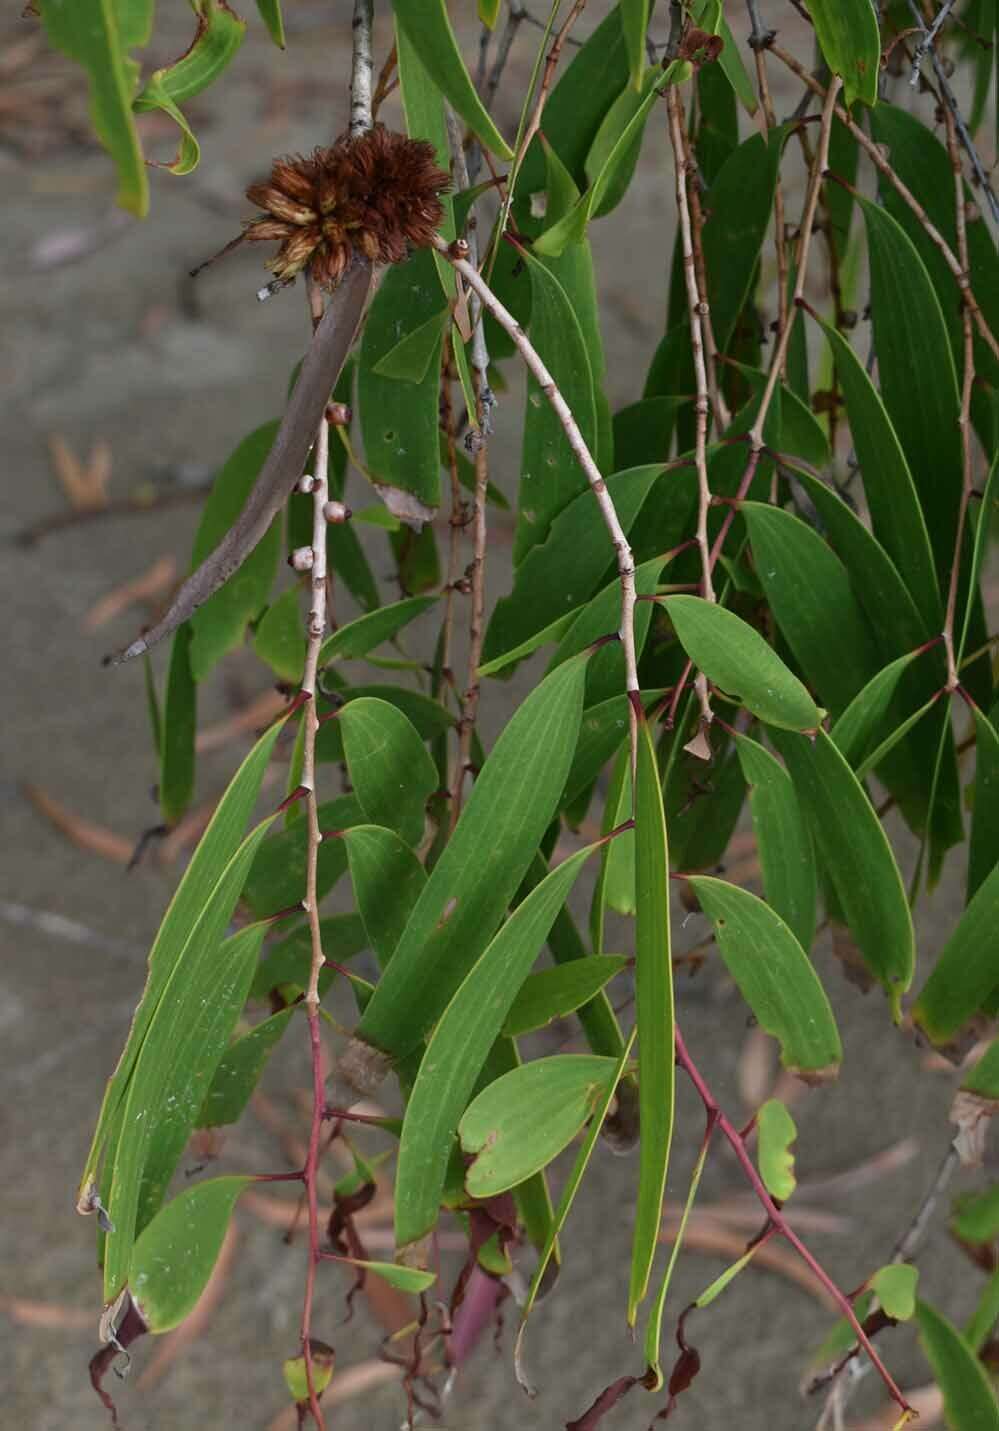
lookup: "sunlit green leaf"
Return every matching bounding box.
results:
[39,0,151,215]
[756,1098,797,1202]
[460,1055,619,1198]
[502,956,628,1038]
[770,729,914,1015]
[913,861,999,1046]
[870,1264,918,1321]
[353,655,588,1060]
[629,714,674,1324]
[807,0,879,108]
[663,595,824,731]
[916,1299,999,1430]
[130,1176,253,1332]
[391,0,513,158]
[734,734,816,951]
[689,878,840,1079]
[338,699,436,849]
[396,844,596,1248]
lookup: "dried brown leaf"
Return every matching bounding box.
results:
[23,784,133,865]
[83,555,177,632]
[48,434,111,511]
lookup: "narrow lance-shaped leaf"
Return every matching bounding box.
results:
[756,1099,797,1202]
[159,625,197,826]
[830,649,929,769]
[342,825,427,969]
[620,0,650,89]
[502,956,628,1039]
[129,1176,253,1333]
[318,594,437,664]
[253,586,306,683]
[663,595,824,732]
[688,878,841,1080]
[916,1300,999,1430]
[78,717,286,1209]
[968,704,999,903]
[629,713,674,1324]
[339,699,437,849]
[807,0,880,108]
[198,1007,296,1129]
[912,861,999,1046]
[253,0,285,47]
[734,734,816,952]
[769,729,915,1016]
[391,0,513,159]
[39,0,151,215]
[459,1055,620,1199]
[395,844,597,1250]
[132,0,246,174]
[104,826,275,1300]
[349,654,589,1063]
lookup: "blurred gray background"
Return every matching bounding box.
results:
[1,4,995,1429]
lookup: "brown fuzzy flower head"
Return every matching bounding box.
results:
[242,125,450,289]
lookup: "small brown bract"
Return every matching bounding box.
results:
[239,126,450,288]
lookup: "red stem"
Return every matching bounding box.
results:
[673,1025,911,1414]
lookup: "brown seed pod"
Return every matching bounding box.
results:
[228,126,450,289]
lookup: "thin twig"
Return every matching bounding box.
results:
[904,0,999,221]
[769,43,999,364]
[432,232,640,773]
[909,0,958,84]
[940,99,978,691]
[746,2,789,377]
[675,1026,912,1416]
[348,0,375,140]
[452,372,491,828]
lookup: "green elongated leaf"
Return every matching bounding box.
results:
[513,251,598,564]
[188,422,282,681]
[198,1008,295,1128]
[478,614,578,678]
[808,1,879,107]
[712,11,758,115]
[958,455,999,673]
[130,1176,253,1333]
[703,130,784,353]
[487,465,661,668]
[620,0,650,89]
[371,312,448,382]
[629,714,674,1324]
[243,794,362,917]
[868,1263,919,1321]
[962,1036,999,1099]
[592,745,635,944]
[143,654,162,759]
[734,734,816,952]
[39,0,150,215]
[253,586,305,682]
[913,862,999,1046]
[396,845,596,1248]
[459,1055,619,1198]
[339,699,437,849]
[815,317,940,632]
[756,1099,797,1201]
[254,0,285,47]
[533,65,680,259]
[860,196,962,588]
[830,650,928,768]
[502,956,628,1038]
[952,1185,999,1246]
[854,695,942,783]
[478,0,501,26]
[132,0,245,174]
[391,0,513,158]
[689,878,841,1079]
[317,683,454,763]
[968,1269,999,1356]
[770,729,915,1015]
[357,249,445,515]
[916,1300,999,1430]
[561,690,663,811]
[663,595,824,732]
[342,1259,435,1293]
[104,826,274,1299]
[353,656,588,1061]
[318,595,437,665]
[78,717,285,1209]
[250,914,367,999]
[343,825,427,969]
[694,1246,763,1310]
[395,18,455,246]
[743,503,878,718]
[584,64,660,217]
[160,625,197,826]
[968,705,999,903]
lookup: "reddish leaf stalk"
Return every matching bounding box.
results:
[673,1025,911,1415]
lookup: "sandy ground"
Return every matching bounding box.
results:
[1,5,994,1429]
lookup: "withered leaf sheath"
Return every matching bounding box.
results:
[242,126,450,288]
